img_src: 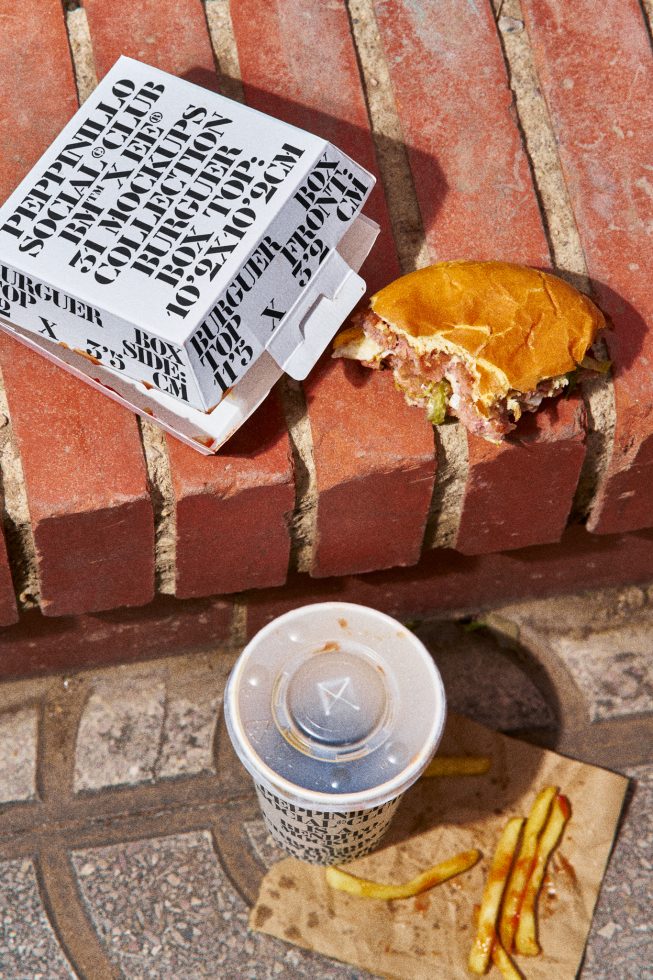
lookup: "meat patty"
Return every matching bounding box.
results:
[355,310,570,440]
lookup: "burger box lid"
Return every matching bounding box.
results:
[0,213,378,454]
[0,56,377,422]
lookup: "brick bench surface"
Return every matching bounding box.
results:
[0,0,652,640]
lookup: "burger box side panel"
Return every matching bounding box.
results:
[0,215,378,454]
[0,317,278,455]
[0,57,376,415]
[0,257,202,410]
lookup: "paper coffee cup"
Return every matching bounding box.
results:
[224,602,446,864]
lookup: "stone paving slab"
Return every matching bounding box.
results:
[582,764,653,980]
[0,588,649,978]
[487,584,653,769]
[489,585,653,722]
[72,832,361,980]
[0,858,75,979]
[74,677,167,792]
[0,706,37,803]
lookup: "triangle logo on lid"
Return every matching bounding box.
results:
[317,677,360,717]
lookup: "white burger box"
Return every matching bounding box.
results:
[0,57,378,453]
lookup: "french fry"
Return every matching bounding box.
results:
[424,755,492,778]
[514,793,571,956]
[469,817,524,975]
[499,785,558,951]
[325,849,480,900]
[491,939,524,980]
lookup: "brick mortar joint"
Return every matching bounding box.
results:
[492,0,563,272]
[491,0,618,527]
[203,0,319,581]
[638,1,653,51]
[203,0,247,105]
[64,10,179,597]
[17,0,622,610]
[348,0,469,550]
[0,366,40,610]
[279,378,318,574]
[346,0,431,275]
[137,419,177,596]
[64,6,98,105]
[229,598,248,648]
[425,422,469,550]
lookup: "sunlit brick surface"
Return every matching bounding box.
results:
[0,0,652,637]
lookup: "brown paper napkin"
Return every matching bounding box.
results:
[250,714,627,979]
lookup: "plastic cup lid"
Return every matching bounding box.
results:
[224,602,446,811]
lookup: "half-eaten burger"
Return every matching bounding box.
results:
[333,261,607,442]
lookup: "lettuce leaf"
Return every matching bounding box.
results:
[425,380,450,426]
[580,354,612,374]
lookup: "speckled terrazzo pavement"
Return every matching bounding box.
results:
[0,586,651,978]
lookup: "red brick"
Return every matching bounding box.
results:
[83,0,217,88]
[0,0,81,626]
[231,0,436,575]
[0,594,233,680]
[373,0,588,556]
[0,531,17,627]
[522,0,653,534]
[230,0,395,291]
[456,395,587,555]
[245,525,653,639]
[0,0,78,196]
[373,0,548,266]
[168,389,294,597]
[0,335,154,616]
[85,0,298,597]
[305,356,435,576]
[3,525,653,680]
[0,1,154,617]
[304,359,434,578]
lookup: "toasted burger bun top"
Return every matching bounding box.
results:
[370,260,605,404]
